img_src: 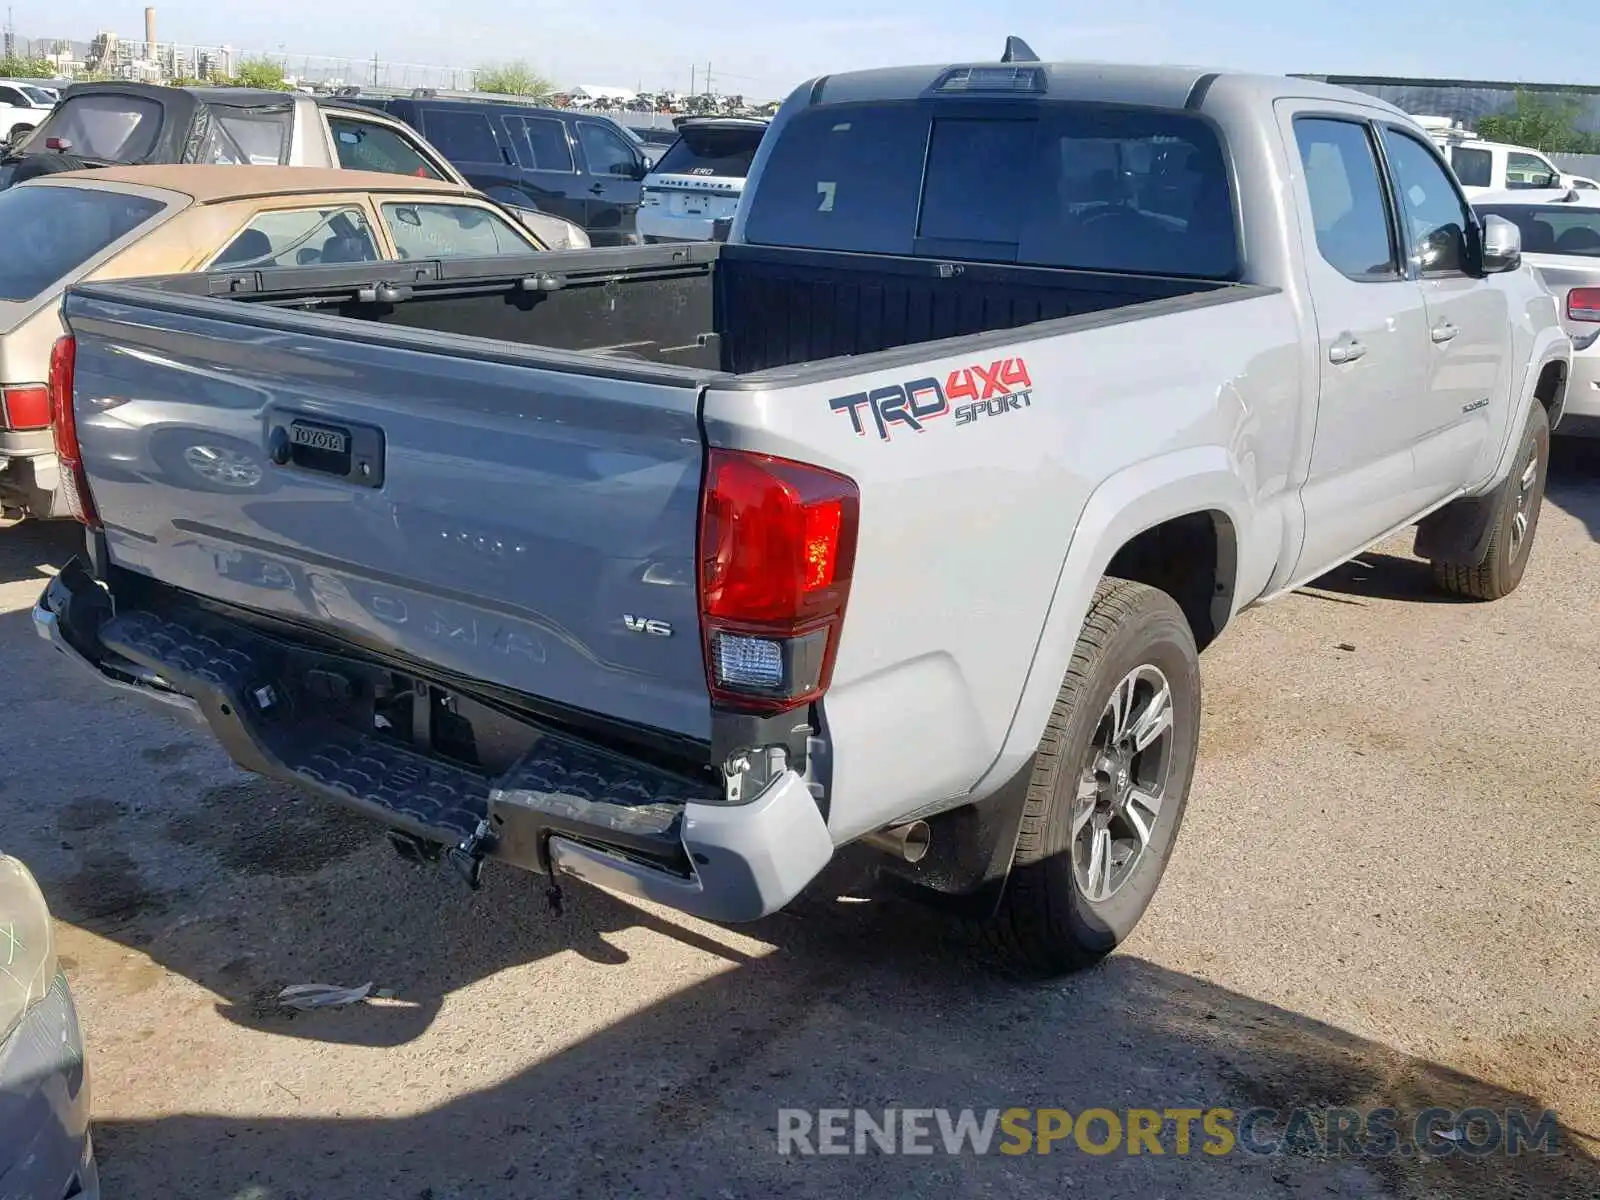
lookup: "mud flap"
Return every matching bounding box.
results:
[872,754,1036,921]
[1414,491,1498,565]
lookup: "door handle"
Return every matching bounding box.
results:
[1431,321,1459,343]
[588,183,606,195]
[1328,337,1367,365]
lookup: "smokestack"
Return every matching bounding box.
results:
[144,6,155,50]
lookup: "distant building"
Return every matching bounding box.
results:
[1297,74,1600,139]
[567,84,636,107]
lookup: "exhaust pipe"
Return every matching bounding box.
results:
[861,820,931,865]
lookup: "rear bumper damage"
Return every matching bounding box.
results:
[35,559,834,923]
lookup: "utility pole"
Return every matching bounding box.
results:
[706,62,712,96]
[371,51,379,88]
[690,64,695,96]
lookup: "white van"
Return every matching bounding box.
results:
[1414,116,1596,196]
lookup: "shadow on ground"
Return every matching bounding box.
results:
[5,477,1595,1198]
[0,518,82,586]
[1305,550,1466,606]
[85,907,1598,1200]
[1547,436,1600,544]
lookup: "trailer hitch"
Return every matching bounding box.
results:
[447,818,495,890]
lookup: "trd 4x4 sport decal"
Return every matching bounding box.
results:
[828,357,1034,442]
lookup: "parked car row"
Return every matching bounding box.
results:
[0,77,58,144]
[1472,186,1600,436]
[0,80,763,250]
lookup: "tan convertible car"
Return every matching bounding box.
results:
[1,165,555,522]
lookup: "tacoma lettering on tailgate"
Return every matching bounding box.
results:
[828,357,1033,441]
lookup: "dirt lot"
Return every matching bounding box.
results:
[2,445,1597,1200]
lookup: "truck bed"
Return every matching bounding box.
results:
[118,241,1238,377]
[58,242,1264,786]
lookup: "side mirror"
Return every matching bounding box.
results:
[1480,214,1522,274]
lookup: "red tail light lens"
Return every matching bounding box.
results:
[699,450,859,714]
[1568,287,1600,322]
[48,335,99,529]
[0,385,50,430]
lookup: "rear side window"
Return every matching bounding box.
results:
[421,110,502,163]
[1506,150,1558,189]
[382,202,536,260]
[0,184,165,300]
[509,116,574,172]
[327,116,446,179]
[30,94,163,160]
[1448,146,1492,189]
[1293,117,1398,280]
[197,107,292,165]
[212,206,380,269]
[743,101,1238,278]
[653,124,765,177]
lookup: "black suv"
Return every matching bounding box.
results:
[357,96,652,246]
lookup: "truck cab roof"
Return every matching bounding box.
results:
[799,60,1411,119]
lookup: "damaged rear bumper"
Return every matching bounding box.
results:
[34,559,834,923]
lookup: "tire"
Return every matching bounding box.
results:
[982,577,1201,979]
[1431,402,1550,601]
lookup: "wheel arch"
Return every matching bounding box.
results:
[966,446,1253,801]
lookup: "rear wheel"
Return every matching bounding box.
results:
[1431,402,1549,601]
[983,578,1201,978]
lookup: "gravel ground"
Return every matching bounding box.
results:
[1,443,1596,1200]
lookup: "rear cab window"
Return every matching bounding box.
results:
[742,100,1239,278]
[653,123,765,178]
[0,183,169,300]
[26,93,163,160]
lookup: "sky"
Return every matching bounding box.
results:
[14,0,1599,100]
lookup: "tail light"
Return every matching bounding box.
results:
[48,336,99,529]
[698,450,859,715]
[1568,287,1600,322]
[0,385,50,430]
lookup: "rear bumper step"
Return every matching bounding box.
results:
[35,560,835,922]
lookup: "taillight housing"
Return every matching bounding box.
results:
[1568,287,1600,322]
[698,449,859,715]
[0,385,50,430]
[48,335,99,529]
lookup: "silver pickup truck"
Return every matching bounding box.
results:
[34,53,1570,976]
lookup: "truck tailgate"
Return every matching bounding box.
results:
[64,289,713,743]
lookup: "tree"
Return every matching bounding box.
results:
[0,56,55,79]
[1476,90,1595,154]
[230,57,293,91]
[474,60,553,100]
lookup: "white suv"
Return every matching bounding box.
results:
[636,117,767,243]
